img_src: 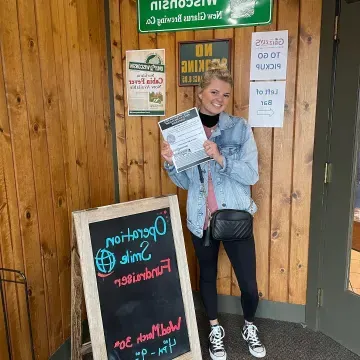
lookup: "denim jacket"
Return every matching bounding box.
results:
[164,112,259,237]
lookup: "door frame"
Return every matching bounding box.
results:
[306,0,337,330]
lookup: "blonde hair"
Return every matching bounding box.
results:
[198,59,233,91]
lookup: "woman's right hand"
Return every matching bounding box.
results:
[161,141,174,165]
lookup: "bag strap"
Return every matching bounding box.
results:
[199,163,255,214]
[197,165,204,184]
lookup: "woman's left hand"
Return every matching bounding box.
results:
[204,140,224,167]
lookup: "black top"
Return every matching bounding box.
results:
[199,111,220,128]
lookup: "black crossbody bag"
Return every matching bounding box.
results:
[197,165,253,247]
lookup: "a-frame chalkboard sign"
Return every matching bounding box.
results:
[71,195,202,360]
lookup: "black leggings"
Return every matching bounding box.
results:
[192,233,259,322]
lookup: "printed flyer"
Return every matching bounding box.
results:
[126,49,166,116]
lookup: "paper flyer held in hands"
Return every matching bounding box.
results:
[158,108,211,172]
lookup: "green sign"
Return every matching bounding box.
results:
[179,39,231,86]
[138,0,272,33]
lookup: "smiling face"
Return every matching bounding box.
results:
[198,78,232,116]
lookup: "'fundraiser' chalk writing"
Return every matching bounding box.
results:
[114,258,172,287]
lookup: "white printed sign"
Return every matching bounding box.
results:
[126,49,166,116]
[250,30,288,81]
[249,81,286,127]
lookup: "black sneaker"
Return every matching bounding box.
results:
[242,323,266,358]
[208,325,227,360]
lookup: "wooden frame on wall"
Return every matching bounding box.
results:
[178,38,232,87]
[71,195,202,359]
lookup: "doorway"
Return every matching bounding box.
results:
[307,0,360,356]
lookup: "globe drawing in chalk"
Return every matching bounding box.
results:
[95,248,116,274]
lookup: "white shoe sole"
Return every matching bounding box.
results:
[242,333,266,358]
[209,349,227,360]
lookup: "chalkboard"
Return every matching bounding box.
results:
[72,196,202,360]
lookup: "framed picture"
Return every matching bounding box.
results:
[178,39,232,87]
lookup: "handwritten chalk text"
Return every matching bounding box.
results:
[114,258,171,287]
[106,216,167,249]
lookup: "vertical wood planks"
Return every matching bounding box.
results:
[252,0,278,301]
[120,0,145,200]
[139,33,162,198]
[31,4,71,319]
[0,0,49,357]
[158,32,178,195]
[63,0,91,210]
[76,0,101,209]
[34,0,73,344]
[18,0,63,350]
[98,0,115,205]
[0,0,115,356]
[0,34,32,360]
[87,0,111,206]
[110,0,129,202]
[269,0,299,303]
[290,0,322,304]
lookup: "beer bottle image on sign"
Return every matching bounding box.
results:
[230,0,255,19]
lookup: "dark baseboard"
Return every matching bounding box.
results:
[193,292,305,324]
[50,292,305,359]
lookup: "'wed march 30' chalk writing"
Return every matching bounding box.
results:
[114,317,182,350]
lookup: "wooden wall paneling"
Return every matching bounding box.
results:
[0,78,17,360]
[138,32,162,198]
[87,0,111,206]
[233,27,254,120]
[0,0,49,357]
[98,0,115,205]
[76,0,101,209]
[290,0,322,305]
[269,0,299,303]
[176,31,197,288]
[51,0,80,222]
[194,30,214,41]
[18,0,63,351]
[34,0,73,344]
[231,26,254,296]
[50,0,80,337]
[157,33,178,195]
[120,0,145,200]
[0,37,32,360]
[252,0,278,301]
[63,0,91,210]
[109,0,128,202]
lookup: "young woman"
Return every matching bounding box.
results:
[161,60,266,359]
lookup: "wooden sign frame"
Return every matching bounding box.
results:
[71,195,202,360]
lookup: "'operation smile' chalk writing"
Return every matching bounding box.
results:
[114,258,171,288]
[105,216,167,248]
[114,317,182,350]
